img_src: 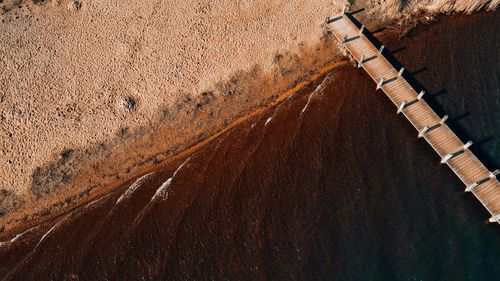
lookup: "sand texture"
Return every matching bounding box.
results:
[0,0,498,233]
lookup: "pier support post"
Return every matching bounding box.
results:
[417,90,425,100]
[465,170,499,192]
[488,214,500,224]
[491,169,500,178]
[376,78,385,90]
[397,101,407,114]
[398,67,405,77]
[343,34,348,44]
[359,25,365,35]
[463,141,473,150]
[466,182,479,192]
[358,55,365,68]
[418,126,429,138]
[327,15,344,23]
[440,141,472,164]
[418,115,448,138]
[441,153,454,164]
[378,45,385,54]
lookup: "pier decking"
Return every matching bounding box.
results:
[327,11,500,224]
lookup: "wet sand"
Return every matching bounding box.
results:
[0,10,498,281]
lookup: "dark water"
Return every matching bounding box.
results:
[0,11,499,281]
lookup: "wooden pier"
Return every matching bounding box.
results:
[327,9,500,224]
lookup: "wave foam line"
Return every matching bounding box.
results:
[150,157,190,202]
[116,172,154,205]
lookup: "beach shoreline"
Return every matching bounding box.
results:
[0,0,498,239]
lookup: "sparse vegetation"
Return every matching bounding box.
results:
[123,96,138,111]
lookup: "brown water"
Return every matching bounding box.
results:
[0,11,499,281]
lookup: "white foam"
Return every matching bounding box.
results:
[172,157,190,178]
[301,93,314,113]
[149,157,190,203]
[151,178,172,202]
[10,233,22,243]
[38,223,59,244]
[301,83,325,114]
[33,212,73,250]
[265,117,272,126]
[9,225,36,243]
[116,172,154,205]
[0,225,40,248]
[86,193,112,208]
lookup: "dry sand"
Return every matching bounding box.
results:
[0,0,498,233]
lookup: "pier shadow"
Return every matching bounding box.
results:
[410,67,427,76]
[449,112,470,123]
[430,89,446,97]
[389,47,407,55]
[371,27,386,35]
[349,8,365,16]
[345,13,499,173]
[475,136,494,147]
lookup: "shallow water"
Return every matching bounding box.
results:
[0,11,499,281]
